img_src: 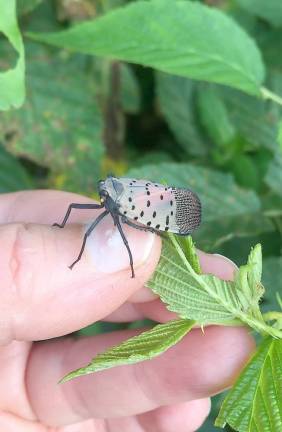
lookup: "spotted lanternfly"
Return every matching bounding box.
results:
[53,175,201,278]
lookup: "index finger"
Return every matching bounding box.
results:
[0,190,161,344]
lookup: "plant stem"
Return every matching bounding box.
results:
[261,87,282,107]
[103,61,125,160]
[277,293,282,310]
[263,311,282,322]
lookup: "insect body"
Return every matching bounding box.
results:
[53,176,201,278]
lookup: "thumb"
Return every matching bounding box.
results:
[0,216,161,344]
[84,212,156,275]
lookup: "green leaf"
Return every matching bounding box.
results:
[279,121,282,152]
[233,244,264,318]
[120,63,141,114]
[175,235,202,275]
[0,0,25,110]
[156,73,208,156]
[219,85,280,152]
[246,244,262,297]
[229,154,261,191]
[265,153,282,197]
[197,84,236,148]
[236,0,282,28]
[262,256,282,313]
[198,394,227,432]
[215,337,282,432]
[148,238,271,332]
[60,319,194,382]
[195,213,274,251]
[267,72,282,111]
[148,239,235,324]
[0,45,104,193]
[0,144,33,192]
[17,0,43,15]
[258,29,282,70]
[27,0,265,95]
[133,150,174,168]
[262,192,282,218]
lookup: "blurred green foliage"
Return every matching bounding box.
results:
[0,0,282,430]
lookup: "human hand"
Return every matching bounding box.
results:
[0,190,255,432]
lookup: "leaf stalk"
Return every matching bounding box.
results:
[261,87,282,107]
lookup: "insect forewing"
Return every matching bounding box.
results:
[117,178,201,234]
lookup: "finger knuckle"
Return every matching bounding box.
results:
[8,223,38,301]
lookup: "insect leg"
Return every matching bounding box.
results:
[53,203,104,228]
[121,217,157,234]
[69,210,109,269]
[115,216,135,278]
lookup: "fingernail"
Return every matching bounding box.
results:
[197,250,238,281]
[213,253,239,269]
[85,214,155,274]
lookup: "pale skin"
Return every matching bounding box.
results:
[0,190,255,432]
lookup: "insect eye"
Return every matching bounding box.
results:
[100,190,109,198]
